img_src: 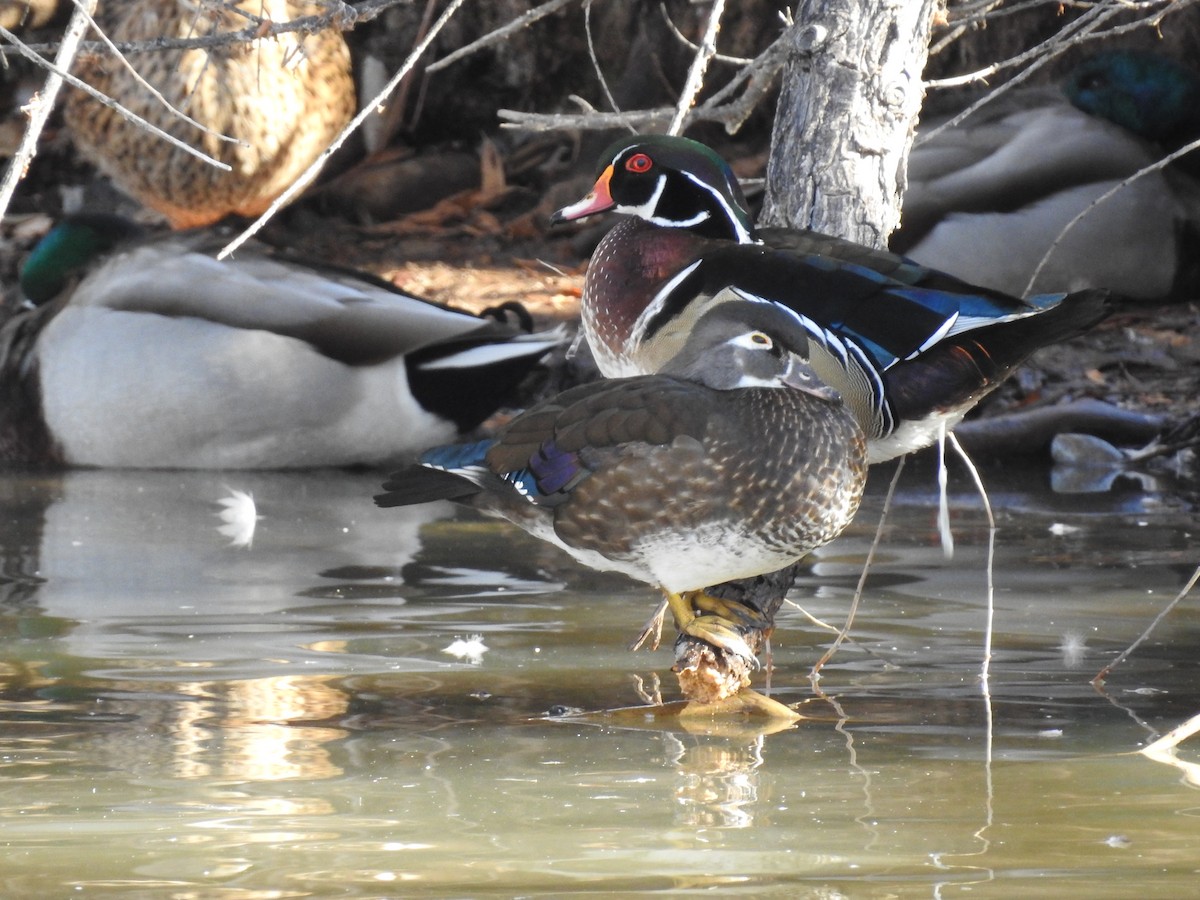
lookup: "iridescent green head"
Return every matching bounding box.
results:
[1064,50,1200,147]
[20,214,144,304]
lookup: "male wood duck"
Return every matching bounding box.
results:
[0,215,565,469]
[894,50,1200,300]
[376,302,867,695]
[64,1,355,228]
[551,134,1112,463]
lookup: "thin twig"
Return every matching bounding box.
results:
[70,0,243,146]
[1022,135,1200,295]
[0,23,232,170]
[949,431,996,681]
[13,0,397,57]
[936,422,955,558]
[498,32,786,135]
[668,0,724,135]
[1093,563,1200,686]
[583,0,626,128]
[809,456,906,679]
[426,0,579,73]
[218,0,470,258]
[659,0,751,65]
[0,2,97,223]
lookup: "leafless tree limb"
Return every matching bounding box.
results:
[667,0,724,135]
[498,32,786,135]
[0,1,97,223]
[7,0,400,58]
[218,0,470,257]
[69,0,244,146]
[0,17,232,176]
[426,0,579,73]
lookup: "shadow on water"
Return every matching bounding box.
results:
[0,461,1197,896]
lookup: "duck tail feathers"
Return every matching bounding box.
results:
[375,464,483,508]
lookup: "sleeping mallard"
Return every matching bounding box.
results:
[1,215,566,468]
[895,50,1200,301]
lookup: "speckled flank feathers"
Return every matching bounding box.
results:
[65,1,355,228]
[377,303,868,682]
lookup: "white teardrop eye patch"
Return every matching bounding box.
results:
[731,330,777,352]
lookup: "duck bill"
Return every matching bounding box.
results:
[784,360,842,403]
[550,166,615,223]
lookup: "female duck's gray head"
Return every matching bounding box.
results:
[662,301,841,401]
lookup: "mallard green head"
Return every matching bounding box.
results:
[1064,50,1200,147]
[20,214,145,304]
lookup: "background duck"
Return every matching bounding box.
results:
[64,1,355,228]
[894,50,1200,300]
[1,215,565,469]
[552,134,1112,463]
[376,302,867,705]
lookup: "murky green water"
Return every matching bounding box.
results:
[0,462,1197,897]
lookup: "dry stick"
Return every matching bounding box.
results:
[17,0,403,57]
[217,0,469,259]
[1139,711,1200,784]
[658,0,751,65]
[936,423,955,558]
[926,0,1194,94]
[0,3,98,222]
[924,0,1121,90]
[1093,563,1200,686]
[426,0,577,74]
[667,0,724,136]
[947,430,998,858]
[384,0,438,143]
[808,455,906,680]
[582,0,626,129]
[0,24,231,172]
[948,431,996,678]
[68,0,243,146]
[498,37,786,134]
[1022,135,1200,295]
[919,1,1135,146]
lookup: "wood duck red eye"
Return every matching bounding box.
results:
[625,152,653,173]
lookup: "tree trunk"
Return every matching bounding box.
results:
[760,0,938,249]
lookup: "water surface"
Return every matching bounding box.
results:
[0,463,1196,897]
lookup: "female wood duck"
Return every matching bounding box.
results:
[551,134,1112,463]
[0,215,564,469]
[64,1,355,228]
[376,302,867,690]
[894,50,1200,300]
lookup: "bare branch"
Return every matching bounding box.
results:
[498,32,786,135]
[658,1,752,65]
[0,1,97,223]
[583,0,627,129]
[218,0,470,258]
[426,0,579,73]
[69,0,243,147]
[1023,134,1200,295]
[10,0,403,58]
[668,0,724,135]
[0,23,232,170]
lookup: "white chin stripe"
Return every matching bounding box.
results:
[621,174,667,219]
